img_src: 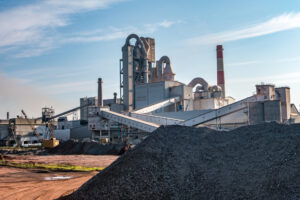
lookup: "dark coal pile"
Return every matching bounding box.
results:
[47,140,123,155]
[65,123,300,200]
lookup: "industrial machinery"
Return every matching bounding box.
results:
[38,104,93,148]
[41,107,59,148]
[7,120,18,146]
[21,110,43,144]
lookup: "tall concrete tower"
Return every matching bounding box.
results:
[97,78,103,107]
[216,45,225,98]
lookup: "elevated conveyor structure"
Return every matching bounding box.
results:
[131,112,183,125]
[180,95,257,126]
[102,96,257,130]
[101,110,160,132]
[132,97,180,114]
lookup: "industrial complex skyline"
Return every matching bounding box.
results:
[1,0,300,118]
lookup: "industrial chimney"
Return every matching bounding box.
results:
[113,92,117,104]
[97,78,103,107]
[216,45,225,98]
[6,112,9,120]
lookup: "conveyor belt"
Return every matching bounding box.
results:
[101,110,160,132]
[180,96,257,126]
[131,112,183,125]
[133,97,180,114]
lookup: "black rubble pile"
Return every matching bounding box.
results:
[65,123,300,200]
[47,140,123,155]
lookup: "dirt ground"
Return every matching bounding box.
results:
[2,154,119,168]
[0,155,119,200]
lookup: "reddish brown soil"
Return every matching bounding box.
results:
[0,155,119,200]
[2,154,119,168]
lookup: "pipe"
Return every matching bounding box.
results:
[216,45,225,98]
[98,78,103,107]
[157,56,172,80]
[144,60,149,83]
[188,77,209,91]
[124,34,147,57]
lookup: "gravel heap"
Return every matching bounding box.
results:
[47,140,123,155]
[65,123,300,200]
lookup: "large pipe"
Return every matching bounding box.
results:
[157,56,171,80]
[98,78,103,107]
[124,34,147,57]
[216,45,225,98]
[188,77,209,91]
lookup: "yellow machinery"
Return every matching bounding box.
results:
[22,109,60,148]
[100,138,109,144]
[42,138,59,148]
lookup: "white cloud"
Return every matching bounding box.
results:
[0,0,126,57]
[144,20,181,33]
[227,56,300,67]
[227,60,262,67]
[63,20,180,44]
[63,30,131,43]
[65,20,180,44]
[0,0,179,57]
[228,71,300,85]
[187,12,300,45]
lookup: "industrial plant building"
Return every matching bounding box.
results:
[86,33,300,142]
[1,33,300,146]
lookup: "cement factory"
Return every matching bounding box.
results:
[1,33,300,147]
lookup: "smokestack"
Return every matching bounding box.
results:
[216,45,225,98]
[6,112,9,120]
[97,78,103,107]
[113,92,117,104]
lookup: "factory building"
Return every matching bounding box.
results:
[120,34,231,113]
[87,33,300,143]
[1,33,300,146]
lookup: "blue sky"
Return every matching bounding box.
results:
[1,0,300,118]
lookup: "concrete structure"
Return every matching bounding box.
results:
[80,97,97,122]
[4,118,46,146]
[53,129,70,141]
[0,120,9,146]
[256,84,276,101]
[57,117,81,130]
[275,87,291,122]
[290,104,300,123]
[121,34,177,111]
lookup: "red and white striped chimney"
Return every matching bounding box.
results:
[216,45,225,98]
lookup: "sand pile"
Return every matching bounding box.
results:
[48,141,123,155]
[65,123,300,200]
